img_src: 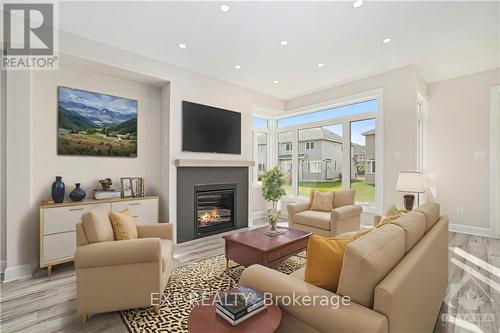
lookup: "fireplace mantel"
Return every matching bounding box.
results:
[175,159,255,168]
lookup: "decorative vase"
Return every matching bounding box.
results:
[51,176,65,203]
[265,208,285,237]
[69,183,86,201]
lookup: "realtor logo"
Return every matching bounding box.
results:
[2,2,58,69]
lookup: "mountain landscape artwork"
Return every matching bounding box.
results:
[57,86,138,157]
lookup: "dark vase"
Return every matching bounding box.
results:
[69,183,86,201]
[51,176,65,203]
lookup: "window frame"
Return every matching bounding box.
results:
[274,89,384,213]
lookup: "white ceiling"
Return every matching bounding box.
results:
[59,1,499,100]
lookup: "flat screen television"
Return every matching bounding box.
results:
[182,101,241,154]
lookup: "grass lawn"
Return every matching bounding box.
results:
[284,179,375,203]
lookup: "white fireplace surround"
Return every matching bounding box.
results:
[175,159,255,168]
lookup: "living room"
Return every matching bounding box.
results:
[0,1,499,333]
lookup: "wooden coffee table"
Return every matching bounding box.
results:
[188,290,281,333]
[223,227,311,270]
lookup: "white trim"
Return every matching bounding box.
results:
[280,88,382,118]
[490,86,500,239]
[3,264,34,282]
[449,224,493,238]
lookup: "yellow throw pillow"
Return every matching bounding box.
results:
[310,190,334,212]
[304,229,371,291]
[385,204,399,216]
[109,209,138,241]
[378,213,403,227]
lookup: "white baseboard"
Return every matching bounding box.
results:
[449,223,494,238]
[3,263,34,283]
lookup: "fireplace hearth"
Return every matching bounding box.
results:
[195,184,236,238]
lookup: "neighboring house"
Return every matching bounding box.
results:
[362,128,376,185]
[278,128,348,182]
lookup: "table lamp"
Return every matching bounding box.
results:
[395,171,425,210]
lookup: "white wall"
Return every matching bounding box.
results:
[3,31,283,277]
[286,66,421,212]
[427,69,500,236]
[31,65,162,203]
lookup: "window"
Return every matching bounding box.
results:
[277,96,379,207]
[366,160,375,173]
[278,132,293,195]
[253,117,268,129]
[252,116,269,182]
[277,99,377,128]
[254,132,268,181]
[351,119,376,203]
[308,161,322,173]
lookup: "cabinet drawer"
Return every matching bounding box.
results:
[43,203,110,235]
[43,232,76,262]
[111,199,158,225]
[268,240,308,262]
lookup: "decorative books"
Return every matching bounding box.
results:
[93,191,121,200]
[215,287,266,326]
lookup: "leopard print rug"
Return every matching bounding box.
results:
[120,254,306,333]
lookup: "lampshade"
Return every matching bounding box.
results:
[395,171,425,193]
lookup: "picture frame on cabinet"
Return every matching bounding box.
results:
[121,177,134,198]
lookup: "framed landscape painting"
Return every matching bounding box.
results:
[57,86,138,157]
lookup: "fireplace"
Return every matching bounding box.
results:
[195,183,236,238]
[177,166,248,243]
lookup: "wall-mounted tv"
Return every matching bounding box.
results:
[182,101,241,154]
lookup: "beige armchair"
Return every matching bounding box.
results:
[75,210,173,322]
[287,189,362,236]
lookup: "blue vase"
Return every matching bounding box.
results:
[51,176,65,203]
[69,183,86,201]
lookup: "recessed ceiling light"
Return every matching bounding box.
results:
[178,43,187,49]
[317,63,325,68]
[280,40,288,46]
[234,65,241,69]
[273,80,279,84]
[382,38,392,44]
[219,4,230,13]
[352,1,364,9]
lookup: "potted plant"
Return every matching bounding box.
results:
[261,166,287,236]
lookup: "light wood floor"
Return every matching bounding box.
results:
[1,224,499,333]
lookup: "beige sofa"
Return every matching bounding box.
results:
[287,189,362,236]
[75,209,173,322]
[241,202,448,333]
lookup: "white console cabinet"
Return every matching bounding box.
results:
[40,196,159,275]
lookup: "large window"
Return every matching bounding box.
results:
[253,117,269,182]
[276,97,379,208]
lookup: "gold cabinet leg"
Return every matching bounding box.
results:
[80,314,88,323]
[153,305,160,315]
[47,265,52,277]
